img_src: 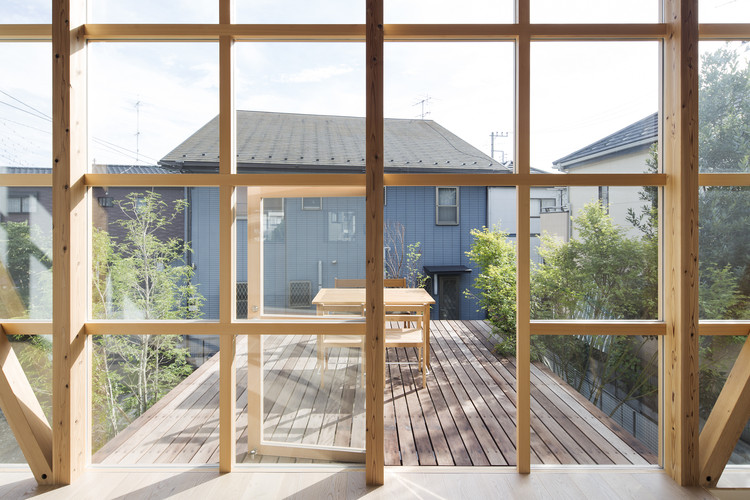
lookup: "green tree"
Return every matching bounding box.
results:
[91,190,201,450]
[465,226,517,356]
[0,221,52,318]
[532,202,657,321]
[384,220,428,288]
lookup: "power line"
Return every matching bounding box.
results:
[0,89,51,121]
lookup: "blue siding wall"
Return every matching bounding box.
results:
[384,186,486,320]
[191,187,485,320]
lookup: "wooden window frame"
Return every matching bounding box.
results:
[0,0,748,489]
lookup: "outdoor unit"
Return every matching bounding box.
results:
[289,280,312,308]
[236,282,248,318]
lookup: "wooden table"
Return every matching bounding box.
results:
[312,287,436,369]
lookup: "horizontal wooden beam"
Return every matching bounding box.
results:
[385,173,666,187]
[0,174,53,187]
[85,320,365,336]
[0,24,51,39]
[0,327,53,484]
[699,23,750,39]
[0,323,53,336]
[698,173,750,186]
[698,322,750,336]
[83,24,365,41]
[699,334,750,487]
[530,320,666,336]
[7,21,750,42]
[83,173,366,187]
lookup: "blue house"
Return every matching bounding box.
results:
[159,111,513,320]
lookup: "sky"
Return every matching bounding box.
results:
[0,0,748,172]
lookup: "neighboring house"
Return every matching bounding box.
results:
[551,113,658,239]
[159,110,514,321]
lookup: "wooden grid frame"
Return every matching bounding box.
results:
[0,0,748,488]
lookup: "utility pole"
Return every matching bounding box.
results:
[490,131,509,162]
[135,98,141,163]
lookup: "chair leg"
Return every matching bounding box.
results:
[420,347,425,389]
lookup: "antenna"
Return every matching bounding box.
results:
[413,95,433,120]
[135,98,141,163]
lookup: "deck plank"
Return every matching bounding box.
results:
[93,321,656,469]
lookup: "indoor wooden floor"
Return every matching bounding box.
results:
[93,320,655,467]
[0,467,723,499]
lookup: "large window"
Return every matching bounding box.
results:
[1,0,749,490]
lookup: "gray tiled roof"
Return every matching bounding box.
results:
[159,111,511,174]
[0,165,175,174]
[552,112,658,170]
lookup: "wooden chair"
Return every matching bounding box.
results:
[385,305,426,389]
[334,277,407,288]
[317,302,366,388]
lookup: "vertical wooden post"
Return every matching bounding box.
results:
[218,0,237,473]
[663,0,700,486]
[52,0,89,484]
[246,188,262,455]
[365,0,385,486]
[515,0,532,475]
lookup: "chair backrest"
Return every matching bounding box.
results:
[335,278,365,288]
[385,305,424,329]
[334,277,407,288]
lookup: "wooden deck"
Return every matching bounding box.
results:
[93,320,657,467]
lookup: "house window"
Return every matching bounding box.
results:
[328,211,356,242]
[598,186,610,212]
[436,187,458,225]
[302,197,322,210]
[7,195,37,214]
[263,198,284,242]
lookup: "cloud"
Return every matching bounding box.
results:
[276,65,353,83]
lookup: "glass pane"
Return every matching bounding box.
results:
[700,336,750,465]
[92,334,217,464]
[90,0,217,23]
[92,187,218,320]
[0,43,52,169]
[531,42,659,173]
[1,1,50,23]
[437,206,457,225]
[239,334,364,463]
[386,0,513,24]
[531,0,658,23]
[0,186,53,320]
[699,42,750,174]
[0,335,52,464]
[385,43,514,173]
[88,43,218,172]
[438,187,457,206]
[236,43,364,120]
[700,0,750,23]
[237,0,363,23]
[531,334,659,465]
[531,186,658,320]
[699,186,750,320]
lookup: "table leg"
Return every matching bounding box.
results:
[424,303,431,373]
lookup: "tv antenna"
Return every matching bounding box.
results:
[413,95,433,120]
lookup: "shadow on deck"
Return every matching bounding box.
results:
[93,320,657,467]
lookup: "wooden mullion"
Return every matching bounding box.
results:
[218,0,237,473]
[663,0,700,486]
[365,0,385,486]
[52,0,89,484]
[515,0,531,476]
